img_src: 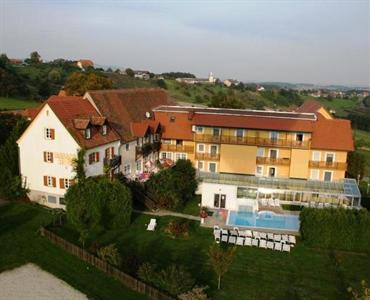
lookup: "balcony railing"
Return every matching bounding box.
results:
[256,157,291,166]
[161,144,194,153]
[309,161,347,170]
[104,155,121,169]
[195,152,220,161]
[194,134,310,149]
[136,141,161,157]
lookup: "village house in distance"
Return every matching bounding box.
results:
[17,89,361,230]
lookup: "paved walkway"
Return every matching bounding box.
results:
[133,209,200,221]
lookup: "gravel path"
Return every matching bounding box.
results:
[0,263,88,300]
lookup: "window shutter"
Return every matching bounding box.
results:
[59,178,65,189]
[43,176,47,186]
[111,147,114,156]
[70,179,76,186]
[89,153,93,164]
[50,152,54,163]
[105,148,109,159]
[50,129,55,140]
[96,152,100,162]
[52,177,56,187]
[43,152,47,162]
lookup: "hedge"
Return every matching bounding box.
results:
[300,208,370,253]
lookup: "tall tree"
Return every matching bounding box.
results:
[64,72,113,96]
[29,51,41,64]
[208,244,236,289]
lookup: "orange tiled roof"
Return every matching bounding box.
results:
[20,106,42,120]
[130,119,161,137]
[295,100,323,113]
[45,96,120,149]
[78,59,94,66]
[86,88,174,142]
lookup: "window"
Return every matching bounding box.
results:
[236,128,244,138]
[102,125,108,135]
[312,151,321,161]
[197,144,205,152]
[175,153,186,160]
[296,133,304,142]
[310,169,320,180]
[324,171,332,182]
[214,194,226,208]
[176,139,183,145]
[60,178,72,189]
[256,166,263,176]
[270,131,279,141]
[197,161,204,170]
[44,176,56,187]
[161,139,171,144]
[325,153,335,164]
[268,167,276,177]
[209,162,217,173]
[269,149,278,159]
[136,160,142,172]
[210,145,218,156]
[212,128,220,136]
[85,128,91,139]
[105,147,114,159]
[170,116,176,122]
[88,152,100,164]
[59,197,66,205]
[124,164,131,175]
[47,196,57,204]
[195,126,203,133]
[43,151,53,163]
[44,128,55,140]
[125,143,130,151]
[161,152,172,159]
[237,187,258,199]
[257,148,265,157]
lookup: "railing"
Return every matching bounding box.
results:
[256,157,291,166]
[160,144,194,153]
[103,155,121,169]
[309,161,347,170]
[194,134,310,149]
[136,141,161,157]
[195,152,220,160]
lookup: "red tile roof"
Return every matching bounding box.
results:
[130,120,161,137]
[86,88,174,142]
[20,106,42,120]
[46,96,120,149]
[295,100,323,113]
[78,59,94,66]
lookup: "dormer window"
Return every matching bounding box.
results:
[85,128,91,139]
[102,124,108,136]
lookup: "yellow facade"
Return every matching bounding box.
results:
[219,144,257,175]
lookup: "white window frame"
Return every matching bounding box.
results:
[175,153,187,161]
[257,147,265,157]
[85,128,91,139]
[323,170,333,182]
[45,151,53,163]
[208,162,217,173]
[46,176,53,187]
[197,161,204,171]
[312,151,321,161]
[64,178,71,189]
[325,152,335,163]
[269,149,279,159]
[212,128,221,136]
[268,166,277,177]
[44,128,52,140]
[209,144,218,154]
[195,126,204,133]
[256,165,264,177]
[197,144,205,153]
[235,128,244,138]
[270,131,279,140]
[124,164,131,175]
[160,152,172,159]
[125,143,130,151]
[102,125,107,135]
[136,159,142,173]
[310,169,320,180]
[295,132,304,141]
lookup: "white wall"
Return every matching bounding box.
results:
[17,104,80,208]
[85,141,120,177]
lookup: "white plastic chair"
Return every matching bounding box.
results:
[274,234,282,242]
[252,238,259,247]
[147,218,157,231]
[289,235,296,245]
[228,235,237,244]
[252,231,260,239]
[274,242,282,251]
[245,230,253,238]
[244,237,252,246]
[267,233,274,241]
[236,236,245,246]
[282,244,291,252]
[259,232,267,240]
[267,241,274,249]
[259,239,267,249]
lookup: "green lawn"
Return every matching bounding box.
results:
[314,97,358,118]
[53,212,370,300]
[0,202,147,300]
[358,149,370,178]
[354,129,370,148]
[0,97,40,110]
[177,195,201,216]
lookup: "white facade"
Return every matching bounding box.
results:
[17,104,120,209]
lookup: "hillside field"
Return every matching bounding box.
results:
[0,97,40,110]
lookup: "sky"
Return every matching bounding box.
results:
[1,0,369,86]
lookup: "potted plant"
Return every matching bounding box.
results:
[200,207,208,224]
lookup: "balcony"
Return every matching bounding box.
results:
[195,152,220,161]
[194,134,310,149]
[104,155,121,169]
[309,161,347,170]
[161,144,194,153]
[256,157,291,166]
[136,141,161,158]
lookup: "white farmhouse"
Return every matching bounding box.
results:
[17,96,121,209]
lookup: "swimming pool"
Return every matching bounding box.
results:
[227,210,300,231]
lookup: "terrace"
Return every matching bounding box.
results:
[160,144,194,153]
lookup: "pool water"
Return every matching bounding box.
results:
[227,210,300,231]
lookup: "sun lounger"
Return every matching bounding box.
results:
[244,237,252,246]
[221,234,229,243]
[147,218,157,231]
[213,225,220,231]
[267,241,274,249]
[245,230,253,237]
[259,232,267,240]
[288,235,296,245]
[228,235,237,244]
[230,230,238,237]
[282,244,291,252]
[214,230,221,243]
[259,239,267,249]
[233,227,239,232]
[274,234,281,242]
[236,236,244,246]
[267,233,274,241]
[238,230,246,237]
[274,242,282,251]
[281,234,289,243]
[252,238,259,247]
[252,231,260,239]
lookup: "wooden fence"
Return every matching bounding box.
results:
[39,227,174,300]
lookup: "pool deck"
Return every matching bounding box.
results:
[201,208,300,236]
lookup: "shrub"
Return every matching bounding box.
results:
[300,208,370,253]
[138,262,157,283]
[164,219,190,238]
[178,286,209,300]
[97,244,122,267]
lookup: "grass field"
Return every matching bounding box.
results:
[0,202,147,300]
[53,211,370,300]
[313,97,359,117]
[0,97,40,110]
